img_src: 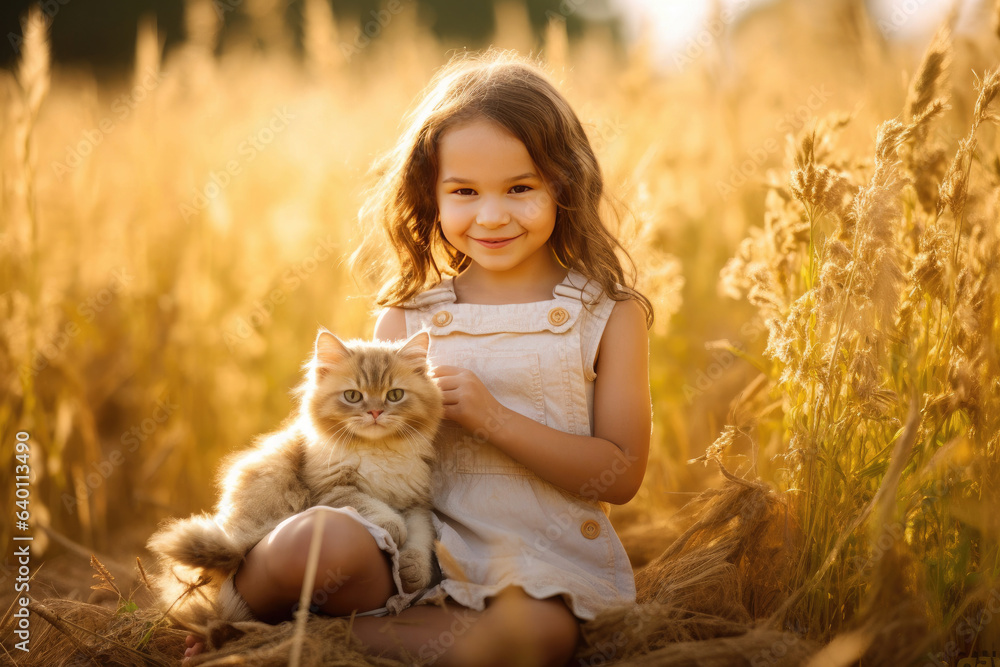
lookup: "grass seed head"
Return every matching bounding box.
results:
[973,68,1000,128]
[904,24,952,123]
[15,6,49,118]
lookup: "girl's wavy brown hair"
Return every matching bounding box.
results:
[352,50,653,327]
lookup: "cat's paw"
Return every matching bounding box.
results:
[398,548,432,593]
[377,514,407,547]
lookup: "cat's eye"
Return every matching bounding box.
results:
[386,388,404,402]
[343,390,363,403]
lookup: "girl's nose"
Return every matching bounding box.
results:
[475,198,511,229]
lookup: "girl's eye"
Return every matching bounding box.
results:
[453,188,476,196]
[509,185,533,194]
[386,388,404,402]
[344,390,363,403]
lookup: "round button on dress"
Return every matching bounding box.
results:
[432,310,453,327]
[580,519,601,540]
[547,306,570,326]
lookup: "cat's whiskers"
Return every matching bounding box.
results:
[317,421,353,447]
[394,421,433,454]
[314,422,357,471]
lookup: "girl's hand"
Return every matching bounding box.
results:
[429,365,501,433]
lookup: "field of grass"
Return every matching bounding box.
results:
[2,0,1000,664]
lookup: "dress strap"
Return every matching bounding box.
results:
[554,271,618,382]
[552,270,604,306]
[401,278,457,310]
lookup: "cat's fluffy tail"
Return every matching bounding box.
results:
[147,515,244,574]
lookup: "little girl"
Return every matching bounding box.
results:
[185,52,652,667]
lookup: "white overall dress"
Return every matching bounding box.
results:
[392,269,637,621]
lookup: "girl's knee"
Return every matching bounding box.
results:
[470,594,580,667]
[234,509,392,623]
[523,598,580,666]
[266,508,383,590]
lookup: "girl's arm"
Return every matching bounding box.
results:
[382,300,650,505]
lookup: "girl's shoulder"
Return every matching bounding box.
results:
[373,306,407,341]
[604,297,648,334]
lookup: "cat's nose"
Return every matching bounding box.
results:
[368,409,383,421]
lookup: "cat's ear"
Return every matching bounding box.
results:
[314,330,350,377]
[398,330,430,370]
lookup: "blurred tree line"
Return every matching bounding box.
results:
[2,0,622,71]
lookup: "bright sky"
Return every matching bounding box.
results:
[613,0,747,52]
[613,0,963,67]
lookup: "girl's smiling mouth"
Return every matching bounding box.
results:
[471,234,524,249]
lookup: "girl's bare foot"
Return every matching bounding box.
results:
[183,633,205,662]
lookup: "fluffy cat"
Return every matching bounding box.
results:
[147,329,442,626]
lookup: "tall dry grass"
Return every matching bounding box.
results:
[1,0,999,663]
[718,17,1000,660]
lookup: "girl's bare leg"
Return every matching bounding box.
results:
[351,587,580,667]
[232,506,394,623]
[183,506,394,661]
[183,507,580,666]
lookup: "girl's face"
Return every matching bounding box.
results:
[435,118,558,277]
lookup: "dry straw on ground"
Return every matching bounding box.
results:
[8,477,819,666]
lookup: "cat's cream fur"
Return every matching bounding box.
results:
[147,329,442,626]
